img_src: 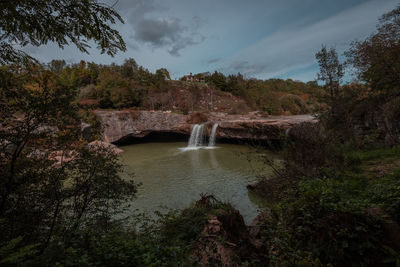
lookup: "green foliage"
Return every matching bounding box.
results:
[315,46,344,100]
[14,59,325,114]
[153,68,171,91]
[346,5,400,97]
[280,94,310,115]
[95,70,140,108]
[47,60,67,73]
[0,64,137,262]
[368,171,400,222]
[244,78,323,113]
[208,71,229,92]
[255,96,400,265]
[257,141,400,265]
[36,227,190,267]
[157,206,208,246]
[120,58,138,79]
[0,2,145,266]
[0,236,38,265]
[263,187,384,266]
[258,91,283,115]
[34,201,235,267]
[345,146,400,163]
[226,73,246,95]
[0,0,126,64]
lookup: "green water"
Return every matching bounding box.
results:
[120,142,279,223]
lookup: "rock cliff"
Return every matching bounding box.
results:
[94,110,316,144]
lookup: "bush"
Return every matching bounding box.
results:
[258,92,283,115]
[78,84,96,99]
[284,122,343,179]
[382,97,400,146]
[280,94,310,115]
[258,176,392,266]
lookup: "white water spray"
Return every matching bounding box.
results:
[187,124,205,148]
[186,123,219,150]
[208,123,218,147]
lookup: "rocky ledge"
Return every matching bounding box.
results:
[94,110,316,144]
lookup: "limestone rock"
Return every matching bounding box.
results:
[95,110,316,144]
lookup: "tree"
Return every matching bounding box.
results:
[153,68,170,91]
[209,71,228,91]
[47,59,67,73]
[121,58,139,79]
[0,1,135,262]
[155,68,171,80]
[346,5,400,97]
[226,73,246,95]
[315,46,344,100]
[0,64,137,253]
[0,0,126,64]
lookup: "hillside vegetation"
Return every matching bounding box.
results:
[46,58,324,115]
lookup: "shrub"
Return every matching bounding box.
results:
[257,174,395,266]
[284,122,343,179]
[258,92,283,115]
[280,94,310,115]
[382,97,400,146]
[78,84,96,99]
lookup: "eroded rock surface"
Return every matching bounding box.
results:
[94,110,316,144]
[95,110,190,143]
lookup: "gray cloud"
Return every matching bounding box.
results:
[227,60,269,76]
[169,33,205,56]
[21,0,397,82]
[115,0,206,56]
[222,0,398,78]
[206,58,220,64]
[112,0,162,18]
[135,17,183,46]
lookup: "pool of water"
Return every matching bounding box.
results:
[119,142,279,223]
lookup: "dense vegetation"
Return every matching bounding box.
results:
[250,6,400,266]
[0,1,399,266]
[0,1,137,266]
[33,59,324,115]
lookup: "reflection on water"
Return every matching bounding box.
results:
[119,142,279,223]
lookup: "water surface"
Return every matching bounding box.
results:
[120,142,279,223]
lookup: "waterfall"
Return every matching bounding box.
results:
[187,124,205,148]
[186,123,218,149]
[208,123,218,147]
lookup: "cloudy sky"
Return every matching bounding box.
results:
[24,0,399,82]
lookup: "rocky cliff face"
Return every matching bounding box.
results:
[94,110,316,144]
[95,110,190,143]
[215,116,314,141]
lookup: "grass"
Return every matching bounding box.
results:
[346,146,400,162]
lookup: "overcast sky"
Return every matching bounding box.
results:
[24,0,399,82]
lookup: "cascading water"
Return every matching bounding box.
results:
[208,123,218,147]
[187,124,205,148]
[186,123,218,150]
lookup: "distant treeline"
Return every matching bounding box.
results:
[43,59,324,114]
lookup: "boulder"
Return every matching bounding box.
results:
[193,216,239,266]
[247,180,261,190]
